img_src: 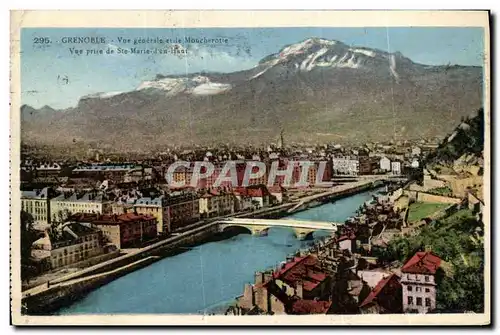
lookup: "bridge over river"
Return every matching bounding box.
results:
[217,218,342,240]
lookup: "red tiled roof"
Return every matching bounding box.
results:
[359,274,399,308]
[303,280,322,291]
[233,185,270,198]
[291,299,332,314]
[401,251,441,275]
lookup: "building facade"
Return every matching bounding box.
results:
[391,161,402,175]
[332,157,359,176]
[31,222,104,270]
[379,157,391,172]
[50,191,113,223]
[73,213,158,249]
[133,196,170,235]
[167,192,200,231]
[21,187,55,227]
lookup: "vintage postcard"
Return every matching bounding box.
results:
[10,10,490,326]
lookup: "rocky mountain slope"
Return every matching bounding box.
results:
[426,107,484,165]
[21,38,484,149]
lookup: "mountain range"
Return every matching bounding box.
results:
[21,37,483,150]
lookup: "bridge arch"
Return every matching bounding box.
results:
[219,224,253,236]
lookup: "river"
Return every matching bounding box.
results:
[57,188,381,315]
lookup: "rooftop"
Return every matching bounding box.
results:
[359,273,401,308]
[401,251,442,275]
[21,187,51,199]
[291,299,332,314]
[51,191,110,203]
[70,212,156,226]
[272,255,328,292]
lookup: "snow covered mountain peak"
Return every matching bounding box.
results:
[252,37,401,77]
[136,76,232,96]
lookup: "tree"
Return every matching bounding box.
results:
[379,209,484,313]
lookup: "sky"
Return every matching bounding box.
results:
[21,27,485,109]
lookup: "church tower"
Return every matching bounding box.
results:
[277,129,285,149]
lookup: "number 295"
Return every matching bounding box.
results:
[33,37,51,44]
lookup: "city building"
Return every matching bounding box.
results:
[236,255,332,315]
[21,187,56,227]
[30,221,105,270]
[199,193,219,218]
[336,232,357,254]
[123,166,154,183]
[332,157,359,176]
[401,251,442,314]
[268,185,285,204]
[50,191,113,223]
[72,164,151,183]
[167,191,200,231]
[359,157,378,175]
[133,196,169,235]
[233,190,254,212]
[171,165,193,186]
[411,146,422,157]
[359,274,402,314]
[210,189,235,215]
[391,161,402,175]
[233,185,271,209]
[22,162,62,178]
[379,157,391,172]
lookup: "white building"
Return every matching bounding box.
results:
[332,157,359,176]
[379,157,391,172]
[21,187,54,228]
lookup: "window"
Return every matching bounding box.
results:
[408,286,412,291]
[425,276,429,282]
[425,298,431,307]
[408,296,413,305]
[425,288,430,293]
[416,287,422,292]
[416,297,422,306]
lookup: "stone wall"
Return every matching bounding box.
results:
[389,188,404,203]
[416,193,462,205]
[53,249,120,272]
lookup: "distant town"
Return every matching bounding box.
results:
[19,109,485,315]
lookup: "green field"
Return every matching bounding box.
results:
[407,202,450,223]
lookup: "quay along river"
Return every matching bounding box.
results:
[57,188,382,315]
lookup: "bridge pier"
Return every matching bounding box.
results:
[252,227,269,237]
[293,228,315,241]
